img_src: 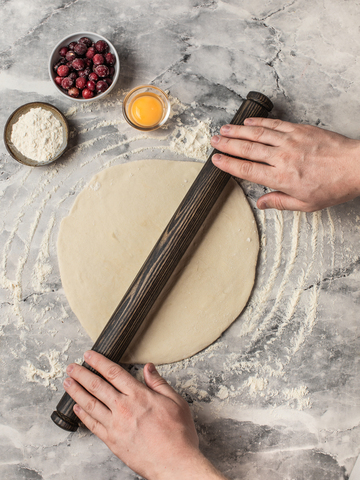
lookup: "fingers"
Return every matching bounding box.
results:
[257,192,312,212]
[244,117,295,133]
[211,134,273,163]
[143,363,183,405]
[212,153,277,189]
[218,123,284,147]
[83,350,143,396]
[63,373,111,434]
[65,361,121,410]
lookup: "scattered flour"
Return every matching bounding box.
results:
[22,349,66,390]
[11,107,64,163]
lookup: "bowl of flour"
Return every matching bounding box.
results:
[4,102,69,167]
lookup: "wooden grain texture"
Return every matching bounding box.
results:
[51,91,273,431]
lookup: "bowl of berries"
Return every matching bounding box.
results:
[49,32,119,102]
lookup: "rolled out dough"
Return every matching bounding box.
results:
[57,160,259,364]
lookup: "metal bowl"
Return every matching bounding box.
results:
[49,32,120,102]
[4,102,69,167]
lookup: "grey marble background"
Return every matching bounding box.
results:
[1,1,360,479]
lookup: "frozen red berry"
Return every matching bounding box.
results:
[68,72,78,81]
[76,77,87,89]
[61,77,74,90]
[87,80,96,91]
[54,76,62,86]
[94,64,109,77]
[68,41,77,51]
[65,51,77,62]
[93,53,104,66]
[68,87,80,98]
[72,58,85,71]
[82,88,94,99]
[57,64,70,77]
[74,42,87,56]
[95,40,109,53]
[59,47,68,57]
[96,80,108,93]
[105,77,112,85]
[86,47,96,59]
[105,52,115,66]
[79,37,92,47]
[88,72,98,82]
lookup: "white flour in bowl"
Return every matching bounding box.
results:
[11,107,64,163]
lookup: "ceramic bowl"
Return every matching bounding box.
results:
[49,32,120,102]
[4,102,69,166]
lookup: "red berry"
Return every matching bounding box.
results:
[94,64,109,77]
[105,77,112,85]
[87,80,96,91]
[88,72,98,82]
[86,47,96,59]
[76,77,87,89]
[96,80,108,93]
[68,87,80,98]
[65,51,76,62]
[93,53,104,66]
[105,52,115,66]
[79,37,92,47]
[84,58,92,67]
[72,58,85,70]
[74,42,87,56]
[68,41,77,51]
[109,66,115,76]
[82,88,94,99]
[57,64,70,77]
[61,77,74,90]
[55,76,62,86]
[68,72,78,81]
[95,40,109,53]
[59,47,68,57]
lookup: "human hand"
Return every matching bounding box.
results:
[64,351,227,480]
[211,118,360,212]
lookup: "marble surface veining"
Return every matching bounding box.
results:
[1,1,360,479]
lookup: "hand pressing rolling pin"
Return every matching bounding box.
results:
[211,118,360,212]
[64,351,227,480]
[64,118,360,479]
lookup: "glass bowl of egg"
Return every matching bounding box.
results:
[122,85,171,131]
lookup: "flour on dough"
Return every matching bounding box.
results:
[57,160,259,364]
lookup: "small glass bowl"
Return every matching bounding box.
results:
[4,102,69,167]
[122,85,171,131]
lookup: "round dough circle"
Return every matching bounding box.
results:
[58,160,259,364]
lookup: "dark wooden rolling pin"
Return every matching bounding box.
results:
[51,91,273,431]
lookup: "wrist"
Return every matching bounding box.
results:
[155,448,228,480]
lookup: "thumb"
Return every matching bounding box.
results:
[257,191,309,212]
[144,363,181,403]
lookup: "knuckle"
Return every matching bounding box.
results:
[271,119,283,130]
[89,377,102,393]
[238,160,254,177]
[241,141,253,157]
[106,365,122,381]
[84,397,97,413]
[252,126,266,141]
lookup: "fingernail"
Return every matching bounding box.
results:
[245,118,254,124]
[84,351,92,361]
[63,378,72,388]
[148,363,157,374]
[221,125,231,133]
[258,201,268,210]
[66,364,74,374]
[211,135,220,144]
[74,404,81,414]
[212,153,221,162]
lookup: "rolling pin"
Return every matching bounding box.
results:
[51,91,273,431]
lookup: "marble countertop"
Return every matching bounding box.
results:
[1,1,359,479]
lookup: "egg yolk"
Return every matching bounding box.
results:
[130,94,163,127]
